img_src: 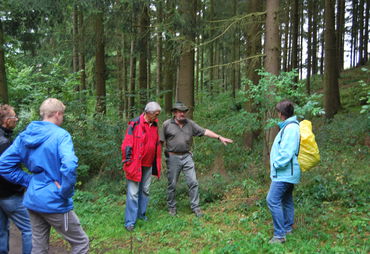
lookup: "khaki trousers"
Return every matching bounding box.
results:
[28,209,89,254]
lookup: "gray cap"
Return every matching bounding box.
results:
[171,102,189,112]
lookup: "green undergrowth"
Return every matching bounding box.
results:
[51,66,369,253]
[50,111,368,253]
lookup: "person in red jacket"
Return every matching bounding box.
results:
[121,102,162,231]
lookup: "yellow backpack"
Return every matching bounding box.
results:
[281,120,320,172]
[298,120,320,172]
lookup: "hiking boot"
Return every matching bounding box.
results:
[168,208,177,216]
[138,215,148,221]
[194,208,203,217]
[125,225,134,232]
[268,236,286,244]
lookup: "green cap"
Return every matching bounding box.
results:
[171,102,189,112]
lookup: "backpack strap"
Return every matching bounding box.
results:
[280,121,300,156]
[277,121,300,177]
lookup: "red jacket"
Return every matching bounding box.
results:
[121,114,161,182]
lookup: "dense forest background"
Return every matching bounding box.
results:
[0,0,369,252]
[0,0,368,173]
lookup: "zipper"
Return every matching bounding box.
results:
[291,159,293,176]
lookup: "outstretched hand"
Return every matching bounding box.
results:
[219,136,233,145]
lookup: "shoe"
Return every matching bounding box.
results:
[168,208,177,216]
[138,216,148,221]
[268,236,286,244]
[125,225,134,232]
[194,208,203,217]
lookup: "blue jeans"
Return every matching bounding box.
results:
[124,167,152,227]
[0,194,32,254]
[266,181,295,238]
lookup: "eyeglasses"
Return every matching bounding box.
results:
[149,112,160,116]
[7,116,18,120]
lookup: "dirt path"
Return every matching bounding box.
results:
[9,222,68,254]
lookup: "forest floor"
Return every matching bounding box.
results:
[9,222,68,253]
[7,64,370,253]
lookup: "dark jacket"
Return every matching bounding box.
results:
[121,114,161,182]
[0,126,25,198]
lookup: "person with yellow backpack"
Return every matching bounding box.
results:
[267,100,320,244]
[267,99,318,244]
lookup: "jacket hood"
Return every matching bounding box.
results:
[278,116,298,129]
[19,121,57,148]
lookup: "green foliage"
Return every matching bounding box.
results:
[241,69,324,129]
[68,108,368,253]
[192,90,264,186]
[63,110,125,183]
[358,68,370,117]
[37,74,368,253]
[7,57,79,108]
[296,113,369,208]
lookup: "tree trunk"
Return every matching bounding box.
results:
[215,43,220,84]
[287,16,292,71]
[163,0,176,114]
[244,0,262,149]
[291,0,299,81]
[231,0,238,98]
[177,0,196,118]
[282,1,290,72]
[351,0,358,67]
[95,10,106,114]
[78,9,86,92]
[265,0,280,75]
[195,34,200,96]
[264,0,280,169]
[164,49,175,114]
[320,32,324,74]
[364,0,369,63]
[324,0,341,119]
[195,0,201,96]
[336,0,345,72]
[312,1,318,75]
[117,35,127,119]
[156,0,163,99]
[299,0,304,79]
[138,3,149,108]
[358,0,365,65]
[0,19,8,104]
[128,40,136,118]
[72,5,79,75]
[306,0,313,94]
[117,50,124,118]
[208,0,215,93]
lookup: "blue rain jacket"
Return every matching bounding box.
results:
[270,116,301,184]
[0,121,78,213]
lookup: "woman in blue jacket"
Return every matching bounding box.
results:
[267,100,301,244]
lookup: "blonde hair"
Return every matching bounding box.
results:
[39,98,66,119]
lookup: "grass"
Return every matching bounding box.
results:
[59,110,368,253]
[51,65,369,253]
